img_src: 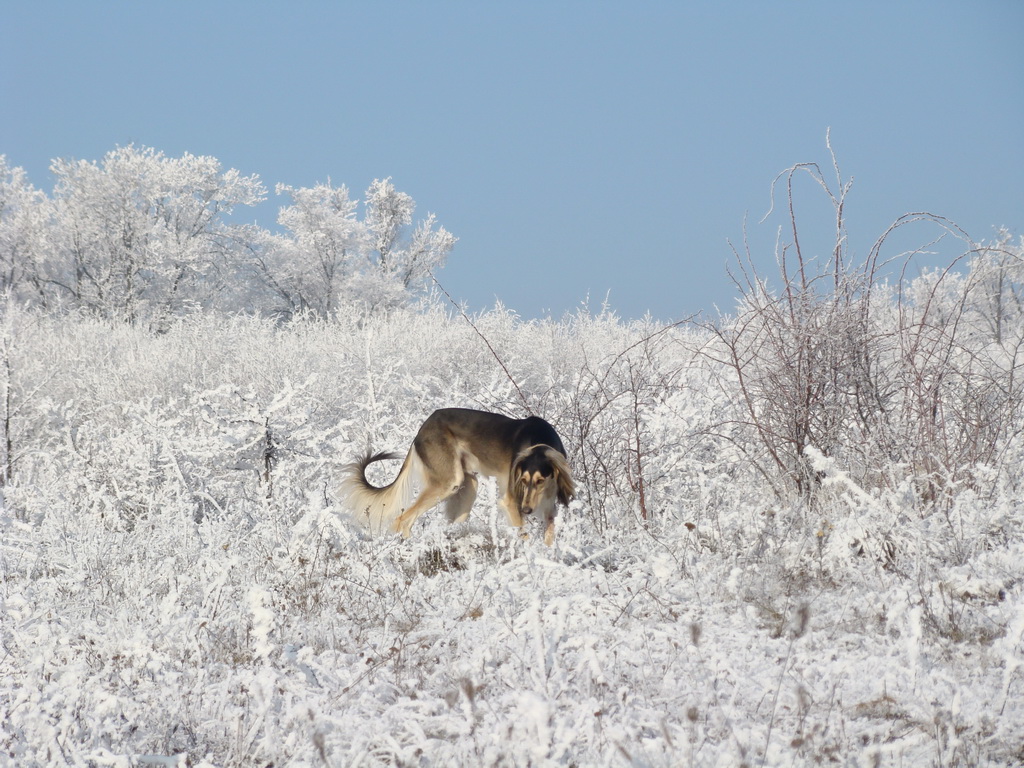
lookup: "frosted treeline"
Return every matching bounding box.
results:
[0,148,455,324]
[1,148,1023,765]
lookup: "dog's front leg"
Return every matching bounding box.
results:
[498,492,523,529]
[543,511,556,546]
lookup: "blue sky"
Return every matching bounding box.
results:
[3,1,1022,320]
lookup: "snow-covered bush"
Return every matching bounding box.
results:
[700,151,1024,589]
[1,292,1022,765]
[2,138,1022,764]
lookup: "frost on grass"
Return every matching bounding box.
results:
[1,301,1023,767]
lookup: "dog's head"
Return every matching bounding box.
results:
[511,445,575,516]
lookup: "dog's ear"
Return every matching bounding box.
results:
[510,457,524,488]
[507,459,524,507]
[545,448,575,506]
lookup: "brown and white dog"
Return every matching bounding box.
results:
[341,408,574,545]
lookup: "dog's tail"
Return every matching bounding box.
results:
[340,449,422,534]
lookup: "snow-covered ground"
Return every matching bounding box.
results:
[2,307,1022,766]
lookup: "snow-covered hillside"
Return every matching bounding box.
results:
[1,302,1022,766]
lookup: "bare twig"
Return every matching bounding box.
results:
[429,272,532,414]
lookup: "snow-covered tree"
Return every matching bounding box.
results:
[44,146,265,323]
[0,156,48,303]
[363,177,456,291]
[364,177,414,274]
[967,228,1024,344]
[253,177,456,317]
[253,182,367,317]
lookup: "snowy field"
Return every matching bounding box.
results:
[1,302,1023,767]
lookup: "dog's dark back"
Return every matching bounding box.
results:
[513,415,567,457]
[415,409,566,458]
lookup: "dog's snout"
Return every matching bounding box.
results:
[522,505,534,516]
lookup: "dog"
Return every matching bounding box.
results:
[341,408,574,545]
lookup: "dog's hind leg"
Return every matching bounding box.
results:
[392,486,448,538]
[444,474,478,524]
[391,455,464,538]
